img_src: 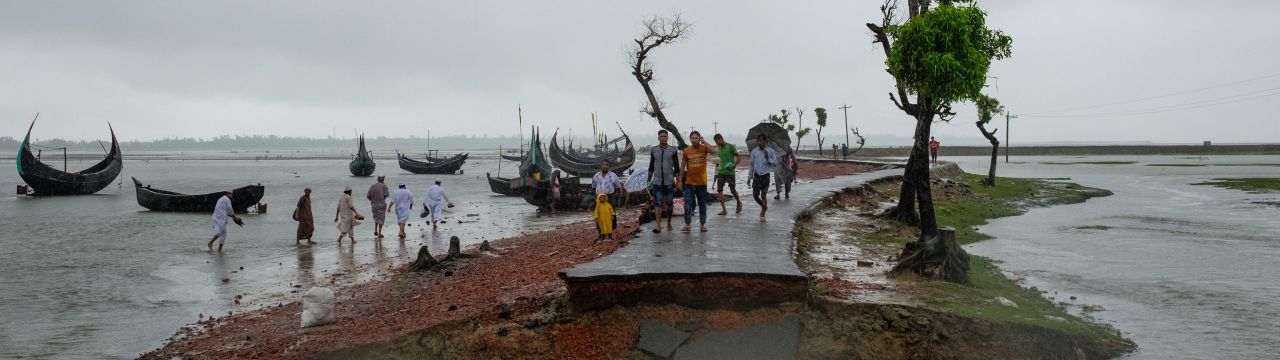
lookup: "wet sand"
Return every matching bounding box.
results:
[141,212,641,359]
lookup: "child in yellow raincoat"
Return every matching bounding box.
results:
[594,192,616,241]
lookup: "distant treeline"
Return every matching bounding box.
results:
[1,134,542,152]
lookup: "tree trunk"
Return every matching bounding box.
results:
[977,122,999,186]
[908,113,938,240]
[410,246,439,272]
[634,73,687,148]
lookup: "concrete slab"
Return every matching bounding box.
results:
[559,166,905,310]
[671,315,801,360]
[636,319,691,359]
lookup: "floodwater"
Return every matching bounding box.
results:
[951,155,1280,359]
[0,154,593,359]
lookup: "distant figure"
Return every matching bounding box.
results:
[592,160,622,208]
[929,136,941,164]
[366,176,390,239]
[426,179,453,231]
[832,144,839,160]
[681,131,717,232]
[842,143,849,160]
[593,193,615,241]
[548,170,562,214]
[389,183,414,239]
[774,150,797,200]
[647,129,680,233]
[713,133,742,215]
[294,188,315,245]
[335,186,362,244]
[207,191,242,251]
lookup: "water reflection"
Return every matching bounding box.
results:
[295,246,315,289]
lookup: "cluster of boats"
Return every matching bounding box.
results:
[486,128,647,210]
[15,122,469,214]
[348,134,470,176]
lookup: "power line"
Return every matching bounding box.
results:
[1024,72,1280,116]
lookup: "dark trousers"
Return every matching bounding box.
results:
[683,185,708,224]
[751,174,771,206]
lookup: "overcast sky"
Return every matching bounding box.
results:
[2,0,1277,144]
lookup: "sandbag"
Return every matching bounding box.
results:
[300,287,335,328]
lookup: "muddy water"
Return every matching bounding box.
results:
[0,155,604,359]
[950,155,1280,359]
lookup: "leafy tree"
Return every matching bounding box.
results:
[974,94,1004,186]
[813,108,828,156]
[865,0,1012,283]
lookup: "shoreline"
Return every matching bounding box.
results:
[141,161,1135,359]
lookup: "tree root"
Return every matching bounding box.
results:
[890,228,970,283]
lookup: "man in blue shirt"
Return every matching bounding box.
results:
[593,160,622,207]
[647,129,680,233]
[748,134,777,222]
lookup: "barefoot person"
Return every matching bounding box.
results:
[426,179,453,231]
[681,131,717,232]
[366,176,390,239]
[929,136,941,164]
[294,188,315,245]
[713,133,742,215]
[207,191,242,251]
[748,134,778,222]
[335,186,362,244]
[388,183,414,239]
[647,129,680,233]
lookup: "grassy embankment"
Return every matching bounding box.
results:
[1191,177,1280,193]
[881,174,1126,340]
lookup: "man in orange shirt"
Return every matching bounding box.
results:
[680,131,717,232]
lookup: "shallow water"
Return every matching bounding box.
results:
[0,155,593,359]
[951,155,1280,359]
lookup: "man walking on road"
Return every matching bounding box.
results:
[713,134,741,215]
[748,135,777,222]
[647,129,680,233]
[681,131,717,232]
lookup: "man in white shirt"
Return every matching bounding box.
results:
[592,160,623,208]
[206,191,242,251]
[426,179,453,231]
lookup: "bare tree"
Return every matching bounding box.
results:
[849,127,866,156]
[630,15,692,148]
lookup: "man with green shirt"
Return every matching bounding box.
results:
[713,134,742,215]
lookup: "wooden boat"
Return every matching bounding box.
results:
[397,152,468,174]
[349,134,376,177]
[518,175,651,210]
[485,173,521,196]
[500,153,525,162]
[547,131,635,177]
[17,120,123,195]
[132,177,265,213]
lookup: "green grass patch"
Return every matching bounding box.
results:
[935,174,1112,244]
[1191,177,1280,193]
[1041,160,1136,165]
[1210,163,1280,167]
[1145,163,1207,167]
[920,256,1126,339]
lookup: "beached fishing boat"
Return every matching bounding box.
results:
[132,178,265,213]
[500,153,525,162]
[485,173,521,196]
[397,152,468,174]
[17,120,123,196]
[547,131,634,177]
[349,134,376,177]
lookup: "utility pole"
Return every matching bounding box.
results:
[838,104,852,148]
[713,121,719,134]
[1004,111,1017,163]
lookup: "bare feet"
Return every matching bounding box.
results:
[700,225,707,232]
[736,202,743,214]
[718,210,728,216]
[681,224,691,232]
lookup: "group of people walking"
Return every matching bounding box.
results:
[638,129,798,237]
[206,176,454,251]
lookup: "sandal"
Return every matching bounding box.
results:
[652,228,662,234]
[700,225,708,232]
